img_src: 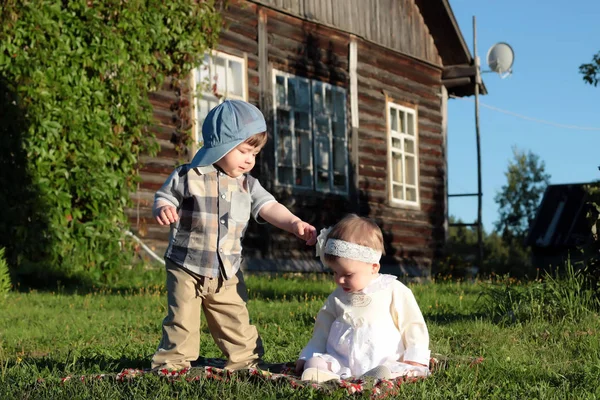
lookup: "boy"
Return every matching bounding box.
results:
[152,100,317,371]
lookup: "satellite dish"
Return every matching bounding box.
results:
[486,42,514,77]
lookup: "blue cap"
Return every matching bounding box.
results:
[190,100,267,167]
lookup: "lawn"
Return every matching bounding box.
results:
[1,270,599,399]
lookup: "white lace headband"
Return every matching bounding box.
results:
[315,227,382,264]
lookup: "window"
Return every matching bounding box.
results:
[387,102,419,205]
[192,51,247,145]
[273,70,348,194]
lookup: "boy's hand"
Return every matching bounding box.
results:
[156,205,179,225]
[295,359,306,376]
[292,220,317,245]
[258,202,316,244]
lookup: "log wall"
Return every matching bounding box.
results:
[129,0,447,274]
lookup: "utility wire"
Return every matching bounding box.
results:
[449,95,600,132]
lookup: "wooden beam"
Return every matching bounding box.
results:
[442,64,477,79]
[448,193,479,197]
[349,36,360,211]
[258,8,268,111]
[442,77,472,89]
[441,86,448,242]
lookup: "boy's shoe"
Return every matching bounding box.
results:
[225,359,261,371]
[301,367,340,383]
[361,365,392,380]
[150,363,191,373]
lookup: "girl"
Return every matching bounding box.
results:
[296,214,431,382]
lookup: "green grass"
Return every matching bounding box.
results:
[1,270,599,399]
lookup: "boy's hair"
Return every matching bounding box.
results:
[323,214,385,264]
[244,131,268,149]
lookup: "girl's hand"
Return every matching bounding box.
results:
[156,205,179,225]
[292,220,317,245]
[398,361,430,377]
[403,360,427,368]
[295,359,306,376]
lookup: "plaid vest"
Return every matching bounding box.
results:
[155,164,275,279]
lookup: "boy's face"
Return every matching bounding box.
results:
[328,258,380,293]
[215,142,262,178]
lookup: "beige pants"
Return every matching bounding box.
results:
[151,259,264,371]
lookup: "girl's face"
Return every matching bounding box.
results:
[215,142,262,178]
[328,257,380,293]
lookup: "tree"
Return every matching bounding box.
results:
[434,216,524,278]
[0,1,222,284]
[580,51,600,86]
[494,148,551,243]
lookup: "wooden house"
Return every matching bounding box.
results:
[129,0,481,276]
[526,183,597,270]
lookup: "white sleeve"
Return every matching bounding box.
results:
[392,283,431,365]
[299,294,337,360]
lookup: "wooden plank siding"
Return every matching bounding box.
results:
[244,6,355,264]
[355,38,445,269]
[252,0,441,66]
[126,76,189,252]
[129,0,449,275]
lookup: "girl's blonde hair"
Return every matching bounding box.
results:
[244,131,268,148]
[323,214,385,264]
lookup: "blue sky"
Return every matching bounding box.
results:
[446,0,600,232]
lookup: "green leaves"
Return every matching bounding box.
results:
[0,248,11,297]
[0,0,222,284]
[580,51,600,86]
[494,147,550,243]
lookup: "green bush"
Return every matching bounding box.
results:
[0,248,10,296]
[0,1,221,284]
[581,183,600,295]
[433,218,533,279]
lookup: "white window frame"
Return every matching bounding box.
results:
[272,70,348,195]
[191,51,247,148]
[387,102,420,207]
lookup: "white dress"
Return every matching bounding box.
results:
[299,274,430,378]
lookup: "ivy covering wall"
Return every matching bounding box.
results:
[0,0,222,283]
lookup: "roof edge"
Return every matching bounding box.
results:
[441,0,473,64]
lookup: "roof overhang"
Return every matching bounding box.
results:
[525,183,597,248]
[415,0,487,97]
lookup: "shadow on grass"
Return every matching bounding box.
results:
[12,354,293,376]
[14,270,97,294]
[13,259,166,295]
[14,273,167,296]
[13,354,149,374]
